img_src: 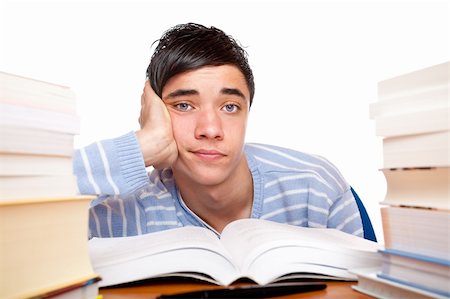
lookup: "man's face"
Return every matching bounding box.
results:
[162,65,251,187]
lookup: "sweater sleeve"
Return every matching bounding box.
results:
[73,131,149,196]
[327,189,364,237]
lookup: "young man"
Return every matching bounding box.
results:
[74,23,364,238]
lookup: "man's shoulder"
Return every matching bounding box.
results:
[244,143,332,169]
[244,143,349,192]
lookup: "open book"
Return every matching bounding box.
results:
[89,219,381,287]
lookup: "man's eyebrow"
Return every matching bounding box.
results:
[221,88,246,99]
[164,89,198,99]
[164,88,246,100]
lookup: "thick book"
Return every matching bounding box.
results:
[0,175,79,200]
[351,267,447,299]
[382,130,449,169]
[381,167,449,210]
[0,153,73,176]
[378,249,450,298]
[371,61,449,137]
[374,106,450,137]
[370,84,448,119]
[0,71,77,114]
[377,61,448,101]
[0,103,80,134]
[0,196,99,299]
[39,276,100,299]
[89,218,381,288]
[370,61,449,119]
[381,206,450,261]
[0,125,75,156]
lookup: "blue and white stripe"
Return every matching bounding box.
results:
[75,132,363,238]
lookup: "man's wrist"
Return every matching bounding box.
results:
[135,129,155,167]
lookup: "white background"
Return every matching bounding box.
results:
[1,0,449,240]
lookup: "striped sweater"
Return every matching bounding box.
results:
[74,131,363,238]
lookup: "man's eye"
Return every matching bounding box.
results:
[223,104,239,113]
[175,103,192,111]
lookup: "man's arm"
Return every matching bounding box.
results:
[74,81,178,196]
[327,189,364,237]
[73,131,149,196]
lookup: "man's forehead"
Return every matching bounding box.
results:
[162,65,250,99]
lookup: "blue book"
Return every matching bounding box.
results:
[377,249,450,298]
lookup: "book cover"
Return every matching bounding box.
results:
[351,267,447,299]
[38,276,100,299]
[377,273,449,298]
[0,196,98,299]
[379,249,450,297]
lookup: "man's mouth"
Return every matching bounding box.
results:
[191,149,226,161]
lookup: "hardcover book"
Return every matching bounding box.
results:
[378,249,450,298]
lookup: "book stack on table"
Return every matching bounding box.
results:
[352,61,449,299]
[0,72,99,299]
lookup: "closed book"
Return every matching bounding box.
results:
[0,196,98,299]
[382,130,449,169]
[381,206,450,261]
[0,153,73,176]
[0,103,80,134]
[370,84,448,119]
[38,276,100,299]
[381,167,450,210]
[0,71,77,115]
[351,267,447,299]
[0,126,74,156]
[0,175,79,201]
[378,249,450,297]
[377,61,448,101]
[371,61,450,138]
[374,106,450,137]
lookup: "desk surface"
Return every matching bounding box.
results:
[99,280,373,299]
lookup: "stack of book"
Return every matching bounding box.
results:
[0,72,99,298]
[351,62,449,299]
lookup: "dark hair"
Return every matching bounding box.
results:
[146,23,255,106]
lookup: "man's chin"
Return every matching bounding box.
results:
[174,166,228,187]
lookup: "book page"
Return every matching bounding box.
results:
[382,167,450,210]
[220,219,381,283]
[90,226,232,267]
[89,226,240,286]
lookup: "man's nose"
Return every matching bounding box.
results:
[194,109,224,140]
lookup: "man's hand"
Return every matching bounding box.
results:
[136,81,178,169]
